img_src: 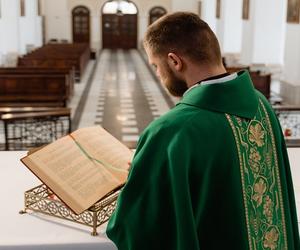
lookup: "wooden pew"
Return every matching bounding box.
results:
[0,74,69,107]
[18,43,90,80]
[0,106,66,114]
[0,67,75,97]
[225,66,250,74]
[249,71,271,99]
[225,66,271,99]
[0,102,66,108]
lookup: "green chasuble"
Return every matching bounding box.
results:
[107,71,300,250]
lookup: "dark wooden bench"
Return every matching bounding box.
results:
[0,67,75,97]
[249,71,271,99]
[0,74,70,107]
[225,66,271,98]
[0,102,66,108]
[225,65,249,73]
[18,43,90,80]
[0,106,66,114]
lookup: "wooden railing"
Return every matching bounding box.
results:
[1,107,71,150]
[0,74,70,107]
[273,105,300,147]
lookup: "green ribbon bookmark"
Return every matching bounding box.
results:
[71,136,128,174]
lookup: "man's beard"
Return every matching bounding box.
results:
[164,65,188,97]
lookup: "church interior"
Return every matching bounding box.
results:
[0,0,299,248]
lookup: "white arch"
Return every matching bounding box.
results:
[102,0,137,14]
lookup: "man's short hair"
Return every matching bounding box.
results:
[144,12,222,66]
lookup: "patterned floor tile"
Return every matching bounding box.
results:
[76,49,172,148]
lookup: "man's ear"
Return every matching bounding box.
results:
[167,53,183,72]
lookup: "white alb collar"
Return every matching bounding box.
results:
[184,73,238,95]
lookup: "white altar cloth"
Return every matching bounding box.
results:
[0,149,299,249]
[0,151,117,250]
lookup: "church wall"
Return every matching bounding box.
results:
[240,19,254,65]
[252,0,286,65]
[43,0,171,51]
[0,0,3,65]
[19,0,43,55]
[284,25,300,84]
[0,0,42,62]
[0,0,20,55]
[90,14,101,51]
[0,21,3,66]
[241,0,286,65]
[43,0,71,43]
[216,7,223,52]
[240,0,255,65]
[221,0,242,54]
[215,0,243,55]
[26,0,37,17]
[0,21,20,66]
[133,0,171,48]
[171,0,197,12]
[19,17,33,54]
[201,0,217,33]
[19,16,43,55]
[281,24,300,105]
[36,16,43,47]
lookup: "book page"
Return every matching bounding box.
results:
[71,126,134,182]
[21,135,122,214]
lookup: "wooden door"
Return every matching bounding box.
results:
[72,6,90,44]
[102,14,137,49]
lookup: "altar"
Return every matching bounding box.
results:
[0,149,299,249]
[0,151,117,250]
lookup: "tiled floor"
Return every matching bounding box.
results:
[75,49,173,148]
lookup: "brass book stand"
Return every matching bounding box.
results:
[19,184,120,236]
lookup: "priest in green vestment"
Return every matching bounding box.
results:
[106,12,300,250]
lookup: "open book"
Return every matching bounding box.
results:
[21,126,134,215]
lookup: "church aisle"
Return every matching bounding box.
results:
[77,49,172,148]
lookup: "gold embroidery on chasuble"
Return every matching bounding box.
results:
[225,100,288,250]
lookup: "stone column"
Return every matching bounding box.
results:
[281,22,300,105]
[0,0,20,57]
[240,0,286,65]
[19,0,43,54]
[215,0,243,55]
[201,0,217,33]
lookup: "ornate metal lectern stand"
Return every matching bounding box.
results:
[20,184,120,236]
